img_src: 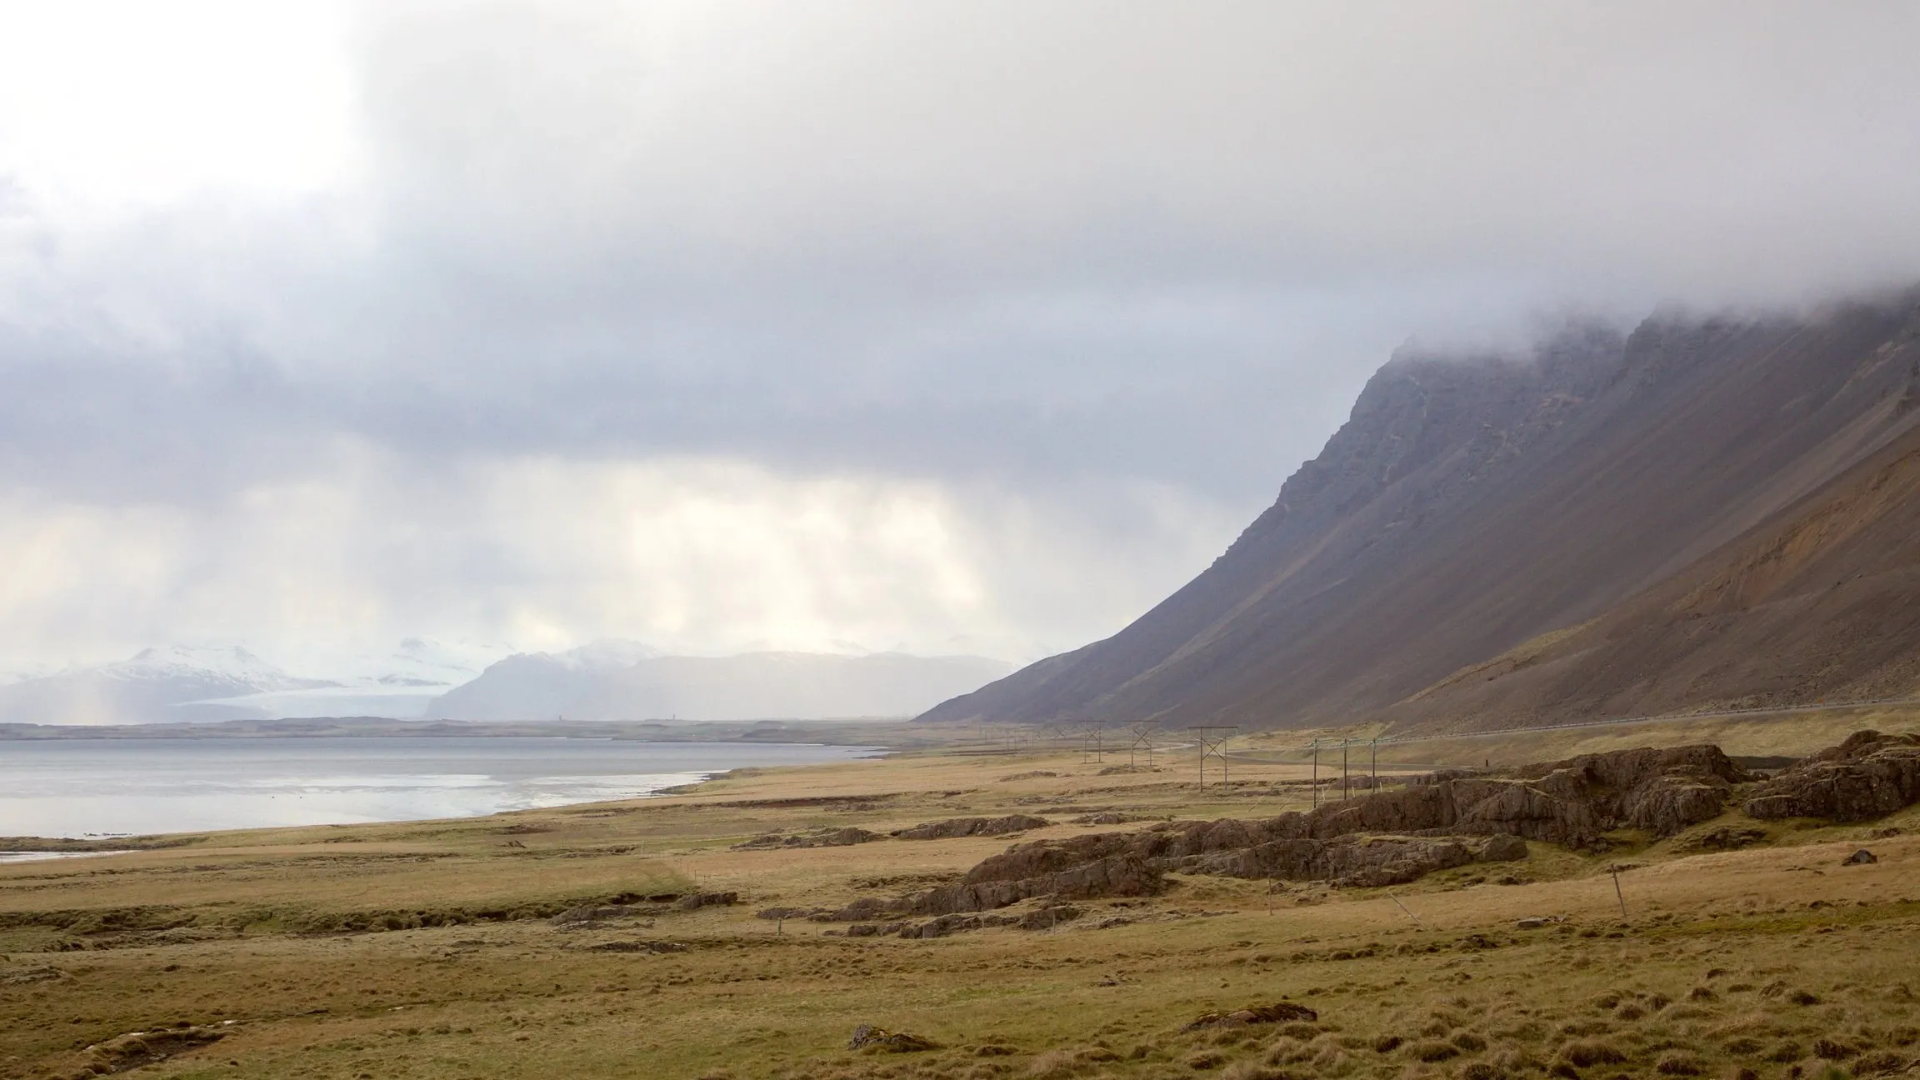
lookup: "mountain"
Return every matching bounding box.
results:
[0,646,335,726]
[919,291,1920,734]
[185,637,511,720]
[429,644,1014,722]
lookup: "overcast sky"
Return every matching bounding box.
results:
[2,1,1918,675]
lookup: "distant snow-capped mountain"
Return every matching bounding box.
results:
[328,636,506,688]
[184,637,513,721]
[543,638,661,671]
[429,643,1012,722]
[0,639,517,725]
[0,646,336,726]
[0,638,1010,726]
[110,645,325,691]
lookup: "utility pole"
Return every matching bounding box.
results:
[1190,727,1236,790]
[1342,738,1350,803]
[1080,725,1106,765]
[1127,723,1158,769]
[1311,739,1319,809]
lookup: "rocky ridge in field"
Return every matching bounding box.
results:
[788,742,1779,941]
[904,744,1747,918]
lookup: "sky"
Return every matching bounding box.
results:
[2,1,1919,677]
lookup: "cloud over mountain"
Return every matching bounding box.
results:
[2,3,1918,674]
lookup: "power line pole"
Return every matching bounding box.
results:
[1310,739,1319,809]
[1127,723,1158,769]
[1079,724,1106,765]
[1190,726,1236,790]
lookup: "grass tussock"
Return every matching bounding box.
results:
[1448,1030,1487,1053]
[1654,1049,1705,1075]
[1220,1062,1293,1080]
[1555,1037,1627,1068]
[1406,1040,1461,1063]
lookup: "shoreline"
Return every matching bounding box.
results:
[0,739,889,844]
[0,715,934,746]
[0,768,733,847]
[0,849,137,864]
[0,769,728,848]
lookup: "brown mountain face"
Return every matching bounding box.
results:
[919,292,1920,734]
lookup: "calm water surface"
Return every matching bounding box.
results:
[0,737,879,839]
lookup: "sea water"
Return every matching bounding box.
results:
[0,736,878,840]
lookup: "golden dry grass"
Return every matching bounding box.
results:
[4,730,1919,1079]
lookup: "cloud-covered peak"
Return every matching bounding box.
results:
[2,3,1918,683]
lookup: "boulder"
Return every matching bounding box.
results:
[847,1025,937,1053]
[1184,1002,1317,1030]
[71,1026,225,1076]
[1844,849,1878,866]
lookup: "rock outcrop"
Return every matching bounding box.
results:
[914,853,1164,915]
[68,1026,225,1078]
[847,1025,936,1053]
[1744,731,1920,821]
[1185,1002,1318,1031]
[890,815,1050,840]
[732,827,883,850]
[779,737,1906,936]
[895,744,1741,916]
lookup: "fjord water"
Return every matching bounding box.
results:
[0,737,878,839]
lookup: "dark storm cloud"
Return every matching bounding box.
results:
[3,1,1919,667]
[22,1,1920,494]
[345,0,1920,480]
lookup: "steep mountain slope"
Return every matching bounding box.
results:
[431,645,1012,722]
[1393,414,1920,730]
[919,293,1920,733]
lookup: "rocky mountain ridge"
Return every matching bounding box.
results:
[920,292,1920,732]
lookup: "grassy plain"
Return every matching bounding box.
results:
[5,717,1920,1080]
